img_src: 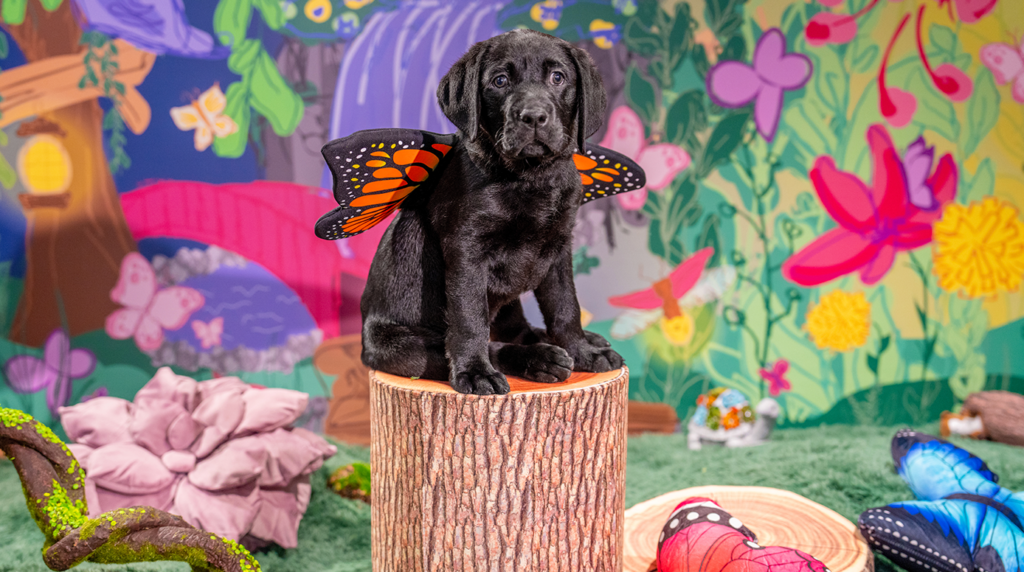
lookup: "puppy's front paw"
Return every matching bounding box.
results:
[512,343,574,383]
[568,343,624,373]
[583,329,612,348]
[451,364,510,395]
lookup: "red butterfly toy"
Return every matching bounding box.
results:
[654,497,830,572]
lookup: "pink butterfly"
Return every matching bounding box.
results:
[980,37,1024,103]
[598,106,691,211]
[758,359,791,397]
[105,252,205,351]
[192,317,224,349]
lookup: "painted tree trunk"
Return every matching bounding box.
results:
[370,368,629,572]
[4,2,137,347]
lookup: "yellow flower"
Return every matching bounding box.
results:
[660,312,695,346]
[580,307,593,327]
[933,197,1024,298]
[805,290,871,352]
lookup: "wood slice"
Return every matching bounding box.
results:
[623,486,873,572]
[371,367,629,572]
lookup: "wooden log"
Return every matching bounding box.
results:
[627,401,679,435]
[961,390,1024,447]
[370,367,629,572]
[623,486,873,572]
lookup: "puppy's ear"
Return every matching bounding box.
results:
[569,45,607,151]
[437,44,485,141]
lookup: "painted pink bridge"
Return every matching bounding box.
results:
[120,180,387,340]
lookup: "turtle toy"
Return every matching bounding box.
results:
[687,388,780,450]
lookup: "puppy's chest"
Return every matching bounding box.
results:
[482,211,571,292]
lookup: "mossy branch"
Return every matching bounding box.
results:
[0,407,261,572]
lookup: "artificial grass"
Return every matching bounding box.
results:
[2,424,1022,572]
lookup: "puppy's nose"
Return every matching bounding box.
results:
[519,107,548,127]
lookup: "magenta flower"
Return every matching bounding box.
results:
[781,125,957,287]
[60,368,336,548]
[878,14,919,128]
[759,359,792,397]
[914,5,974,102]
[805,0,882,46]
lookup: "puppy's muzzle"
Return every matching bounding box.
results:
[502,89,563,158]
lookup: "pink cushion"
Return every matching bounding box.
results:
[190,386,245,459]
[188,435,267,491]
[232,388,308,436]
[67,443,94,467]
[162,450,197,473]
[247,477,313,548]
[94,477,180,513]
[173,479,259,541]
[256,428,328,488]
[133,367,199,411]
[87,443,176,494]
[60,397,134,448]
[130,400,190,456]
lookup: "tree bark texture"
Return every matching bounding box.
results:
[4,1,138,347]
[370,368,629,572]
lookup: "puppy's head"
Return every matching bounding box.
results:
[437,29,607,166]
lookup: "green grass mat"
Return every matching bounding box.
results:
[2,424,1022,572]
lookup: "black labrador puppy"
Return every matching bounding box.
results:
[359,29,624,395]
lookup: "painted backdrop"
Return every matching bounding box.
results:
[0,0,1022,435]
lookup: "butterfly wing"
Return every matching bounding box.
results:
[3,354,53,394]
[891,430,1003,501]
[68,348,97,379]
[979,43,1024,85]
[859,499,1024,572]
[576,143,646,203]
[678,266,737,308]
[667,248,714,300]
[637,144,691,191]
[609,308,662,340]
[149,286,205,331]
[111,252,157,310]
[1014,74,1024,104]
[317,129,456,239]
[170,103,202,132]
[195,84,238,139]
[105,308,145,341]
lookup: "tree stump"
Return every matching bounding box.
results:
[370,367,629,572]
[623,486,874,572]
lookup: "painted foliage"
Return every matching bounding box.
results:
[0,0,1021,433]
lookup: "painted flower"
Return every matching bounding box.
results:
[659,312,696,346]
[913,6,973,102]
[932,197,1024,297]
[589,19,620,49]
[878,14,918,128]
[59,368,336,548]
[805,0,882,47]
[758,359,792,397]
[805,291,872,352]
[722,409,741,430]
[707,28,812,141]
[598,106,690,211]
[782,125,957,287]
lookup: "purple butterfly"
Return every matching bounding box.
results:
[706,28,813,141]
[3,328,97,419]
[902,137,937,210]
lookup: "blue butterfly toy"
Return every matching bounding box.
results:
[859,430,1024,572]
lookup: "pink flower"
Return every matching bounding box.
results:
[60,367,336,548]
[598,106,690,211]
[914,6,974,102]
[881,87,918,128]
[781,125,958,286]
[759,359,792,397]
[805,13,859,46]
[817,0,845,6]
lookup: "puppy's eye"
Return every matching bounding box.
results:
[550,71,564,85]
[492,75,508,88]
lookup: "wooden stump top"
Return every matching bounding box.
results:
[624,486,873,572]
[371,366,629,395]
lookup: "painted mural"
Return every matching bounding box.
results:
[0,0,1021,435]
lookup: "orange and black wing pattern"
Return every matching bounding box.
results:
[574,144,646,203]
[316,129,455,239]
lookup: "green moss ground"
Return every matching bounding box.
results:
[2,424,1022,572]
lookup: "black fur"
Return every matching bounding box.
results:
[360,30,622,395]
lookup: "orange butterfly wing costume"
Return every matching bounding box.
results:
[316,129,647,240]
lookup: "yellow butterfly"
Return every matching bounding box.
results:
[169,83,238,152]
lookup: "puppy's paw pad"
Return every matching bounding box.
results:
[571,346,624,373]
[583,330,612,348]
[452,368,509,395]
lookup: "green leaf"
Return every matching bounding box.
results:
[926,24,961,66]
[626,64,658,127]
[623,18,660,57]
[809,47,847,117]
[249,50,303,136]
[39,0,63,11]
[572,247,600,276]
[962,158,994,205]
[902,67,959,143]
[846,36,879,74]
[648,218,667,260]
[668,3,694,55]
[704,0,746,39]
[719,35,746,62]
[0,153,16,189]
[878,334,891,354]
[253,0,285,29]
[961,68,1000,158]
[213,82,252,158]
[227,39,261,74]
[697,111,750,178]
[696,214,722,266]
[2,0,28,25]
[213,0,253,47]
[783,99,837,158]
[866,355,879,375]
[665,90,706,153]
[0,32,7,59]
[691,44,710,78]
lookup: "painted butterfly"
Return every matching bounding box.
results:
[858,430,1024,572]
[315,128,646,240]
[655,497,830,572]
